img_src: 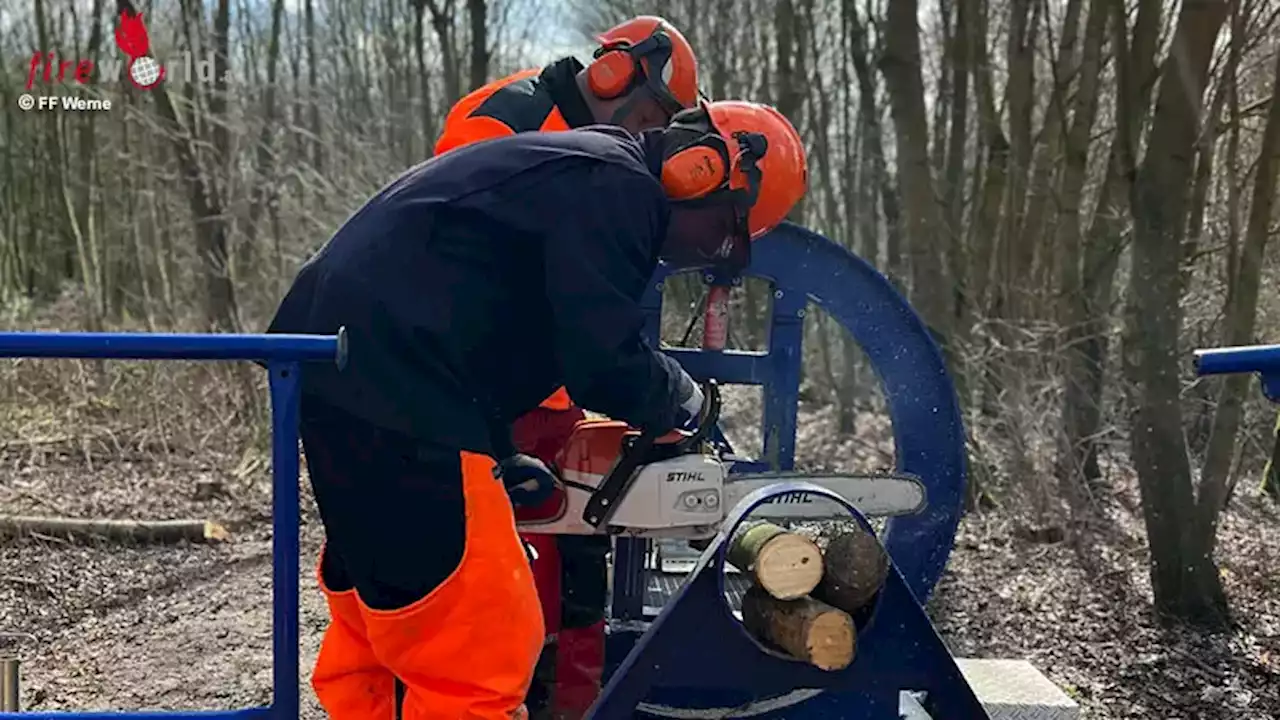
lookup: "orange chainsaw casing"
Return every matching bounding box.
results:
[514,417,694,530]
[513,417,630,527]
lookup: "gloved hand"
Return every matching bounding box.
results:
[673,370,706,431]
[493,453,558,508]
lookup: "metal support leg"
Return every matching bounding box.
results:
[1,660,18,712]
[268,362,302,720]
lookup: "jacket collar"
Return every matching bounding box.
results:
[539,57,595,128]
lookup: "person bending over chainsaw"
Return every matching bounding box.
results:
[432,15,701,718]
[267,100,807,720]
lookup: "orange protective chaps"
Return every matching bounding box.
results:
[302,399,544,720]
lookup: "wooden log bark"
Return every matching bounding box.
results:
[740,585,855,670]
[0,516,229,544]
[811,526,889,614]
[726,521,824,600]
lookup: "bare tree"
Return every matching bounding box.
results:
[1123,0,1230,626]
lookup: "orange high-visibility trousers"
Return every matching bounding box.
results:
[302,399,544,720]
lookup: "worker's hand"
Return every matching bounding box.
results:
[493,453,557,508]
[673,368,705,431]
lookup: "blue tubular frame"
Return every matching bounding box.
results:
[1194,343,1280,401]
[610,223,966,623]
[0,331,345,720]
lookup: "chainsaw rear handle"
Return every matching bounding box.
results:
[582,381,722,529]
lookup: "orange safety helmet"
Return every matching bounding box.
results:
[660,100,808,243]
[588,16,700,117]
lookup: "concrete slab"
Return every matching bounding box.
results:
[957,659,1080,720]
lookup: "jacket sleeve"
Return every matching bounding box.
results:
[541,164,696,434]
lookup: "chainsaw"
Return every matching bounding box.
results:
[513,381,927,540]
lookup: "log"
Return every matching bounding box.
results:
[726,521,824,600]
[740,585,855,671]
[811,526,889,614]
[0,515,229,544]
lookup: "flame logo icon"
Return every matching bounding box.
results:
[114,8,164,90]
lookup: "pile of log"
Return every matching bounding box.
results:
[727,520,888,671]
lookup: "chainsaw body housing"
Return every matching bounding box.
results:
[515,418,727,538]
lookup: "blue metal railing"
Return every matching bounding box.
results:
[0,330,345,720]
[1193,343,1280,403]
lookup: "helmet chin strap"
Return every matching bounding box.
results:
[688,223,749,271]
[608,94,644,126]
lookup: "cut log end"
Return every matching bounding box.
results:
[812,526,889,614]
[728,521,825,600]
[740,585,855,671]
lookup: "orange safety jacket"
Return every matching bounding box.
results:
[434,57,595,413]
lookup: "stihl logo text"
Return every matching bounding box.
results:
[760,492,815,504]
[665,471,706,483]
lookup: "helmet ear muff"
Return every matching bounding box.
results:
[587,42,638,99]
[661,109,770,207]
[661,141,731,201]
[587,32,673,103]
[659,106,732,202]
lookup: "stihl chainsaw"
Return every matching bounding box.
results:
[513,381,927,539]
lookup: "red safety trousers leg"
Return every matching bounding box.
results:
[550,618,607,719]
[512,397,608,720]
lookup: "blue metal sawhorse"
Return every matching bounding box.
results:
[0,330,345,720]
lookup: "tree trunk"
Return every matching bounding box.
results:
[966,0,1010,335]
[412,0,438,152]
[1197,27,1280,557]
[1124,0,1230,627]
[467,0,489,92]
[942,0,970,354]
[241,0,287,279]
[1071,0,1165,486]
[305,0,323,176]
[1055,0,1107,527]
[1023,0,1083,307]
[426,0,462,106]
[992,0,1037,324]
[879,0,951,346]
[848,6,903,285]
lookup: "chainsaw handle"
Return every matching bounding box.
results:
[581,381,721,529]
[582,428,658,528]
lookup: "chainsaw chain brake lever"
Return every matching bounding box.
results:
[582,381,722,529]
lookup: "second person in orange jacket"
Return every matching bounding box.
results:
[432,15,701,720]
